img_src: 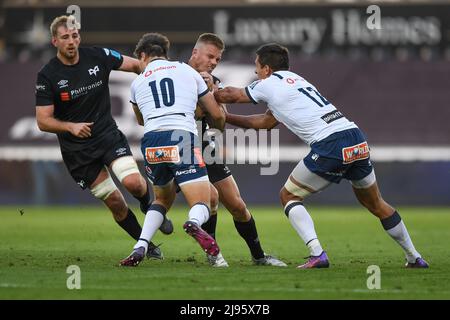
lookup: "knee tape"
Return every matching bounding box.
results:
[90,175,117,200]
[111,156,140,182]
[351,170,376,189]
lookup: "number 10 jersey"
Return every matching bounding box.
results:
[130,59,209,135]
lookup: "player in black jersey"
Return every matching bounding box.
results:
[35,15,172,259]
[188,33,286,267]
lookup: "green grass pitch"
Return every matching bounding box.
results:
[0,206,449,299]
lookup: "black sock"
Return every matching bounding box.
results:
[234,216,265,259]
[201,214,217,239]
[117,208,142,241]
[135,183,151,214]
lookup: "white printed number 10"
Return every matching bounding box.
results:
[149,78,175,108]
[298,87,330,107]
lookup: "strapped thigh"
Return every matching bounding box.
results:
[284,160,332,199]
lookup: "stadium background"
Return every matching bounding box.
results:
[0,0,449,207]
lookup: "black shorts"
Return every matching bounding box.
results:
[61,129,133,189]
[206,162,232,184]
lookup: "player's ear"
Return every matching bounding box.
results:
[264,65,272,77]
[51,36,58,47]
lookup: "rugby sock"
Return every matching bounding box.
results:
[135,182,151,214]
[188,203,210,226]
[234,216,265,259]
[117,208,142,241]
[284,201,323,257]
[134,204,166,252]
[381,211,421,263]
[201,214,217,239]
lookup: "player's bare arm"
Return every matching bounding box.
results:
[119,55,141,74]
[36,104,93,138]
[226,109,279,130]
[198,92,225,131]
[131,103,144,126]
[214,86,251,104]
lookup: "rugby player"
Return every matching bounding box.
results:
[188,33,286,267]
[214,43,429,269]
[119,33,227,267]
[35,15,171,260]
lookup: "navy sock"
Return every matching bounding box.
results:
[201,214,217,239]
[117,208,142,241]
[234,216,265,259]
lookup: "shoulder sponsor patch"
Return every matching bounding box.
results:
[110,49,122,59]
[342,142,370,164]
[36,84,46,91]
[145,146,180,164]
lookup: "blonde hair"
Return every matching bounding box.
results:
[195,33,225,51]
[50,15,80,37]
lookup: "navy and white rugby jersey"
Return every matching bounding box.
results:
[246,70,357,145]
[130,59,209,135]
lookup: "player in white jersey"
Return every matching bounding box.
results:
[214,43,428,269]
[120,33,227,267]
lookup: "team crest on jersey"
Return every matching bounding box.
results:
[57,79,69,88]
[342,142,370,164]
[88,65,100,76]
[145,146,180,164]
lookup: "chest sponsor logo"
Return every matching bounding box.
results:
[88,65,100,76]
[145,146,180,164]
[342,142,370,164]
[57,79,69,88]
[60,92,71,101]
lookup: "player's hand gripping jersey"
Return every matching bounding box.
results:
[245,71,357,145]
[130,59,209,135]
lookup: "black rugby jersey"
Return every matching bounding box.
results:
[35,47,124,151]
[201,75,223,151]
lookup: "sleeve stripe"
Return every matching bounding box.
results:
[198,88,209,98]
[245,87,258,104]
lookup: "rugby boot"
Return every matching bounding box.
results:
[253,254,287,267]
[146,242,164,260]
[183,221,220,256]
[405,257,429,268]
[120,246,145,267]
[207,252,229,267]
[159,216,174,235]
[297,251,330,269]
